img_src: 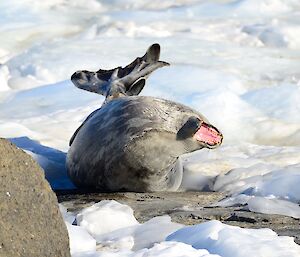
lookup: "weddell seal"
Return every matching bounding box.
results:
[67,44,223,192]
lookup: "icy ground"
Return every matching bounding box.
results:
[0,0,300,256]
[59,200,300,257]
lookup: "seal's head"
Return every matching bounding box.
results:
[71,44,169,105]
[177,116,223,150]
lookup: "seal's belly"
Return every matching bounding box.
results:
[67,121,182,191]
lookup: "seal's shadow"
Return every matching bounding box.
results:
[8,137,76,190]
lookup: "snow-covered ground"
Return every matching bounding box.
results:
[60,200,300,257]
[1,0,300,256]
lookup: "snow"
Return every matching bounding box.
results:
[66,222,97,255]
[73,201,183,251]
[76,201,139,239]
[181,144,300,218]
[215,195,300,219]
[95,215,183,251]
[247,197,300,219]
[167,220,300,257]
[1,0,300,256]
[132,241,220,257]
[59,204,76,224]
[61,200,300,257]
[71,241,220,257]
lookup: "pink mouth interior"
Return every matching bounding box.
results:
[194,123,222,145]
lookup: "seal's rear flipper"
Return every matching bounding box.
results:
[127,78,146,96]
[71,44,169,99]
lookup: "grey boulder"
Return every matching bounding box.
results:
[0,138,70,257]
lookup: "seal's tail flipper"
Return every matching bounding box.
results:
[71,44,169,98]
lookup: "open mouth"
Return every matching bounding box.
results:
[193,123,223,147]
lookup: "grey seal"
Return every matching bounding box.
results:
[67,44,223,192]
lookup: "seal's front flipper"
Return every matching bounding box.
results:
[166,156,183,191]
[177,117,202,140]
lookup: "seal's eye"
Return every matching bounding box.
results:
[177,117,202,140]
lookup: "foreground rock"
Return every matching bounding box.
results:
[0,139,70,257]
[57,191,300,245]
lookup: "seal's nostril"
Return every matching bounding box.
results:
[71,71,82,80]
[85,72,92,80]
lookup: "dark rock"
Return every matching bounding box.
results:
[57,190,300,245]
[0,138,70,257]
[224,213,257,223]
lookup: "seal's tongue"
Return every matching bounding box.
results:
[194,123,222,146]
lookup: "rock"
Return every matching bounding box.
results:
[57,190,300,245]
[0,138,70,257]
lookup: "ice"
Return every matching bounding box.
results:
[63,200,189,256]
[59,204,76,224]
[228,0,298,17]
[216,195,300,219]
[95,215,183,251]
[167,220,300,257]
[247,197,300,219]
[72,242,220,257]
[242,83,300,123]
[181,144,300,218]
[1,0,300,255]
[76,201,139,238]
[0,65,10,91]
[62,201,299,257]
[0,80,100,151]
[242,23,288,48]
[76,201,183,251]
[132,241,220,257]
[66,222,97,255]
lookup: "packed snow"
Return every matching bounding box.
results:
[60,200,300,257]
[180,144,300,218]
[167,220,300,257]
[1,0,300,256]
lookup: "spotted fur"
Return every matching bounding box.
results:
[67,44,223,192]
